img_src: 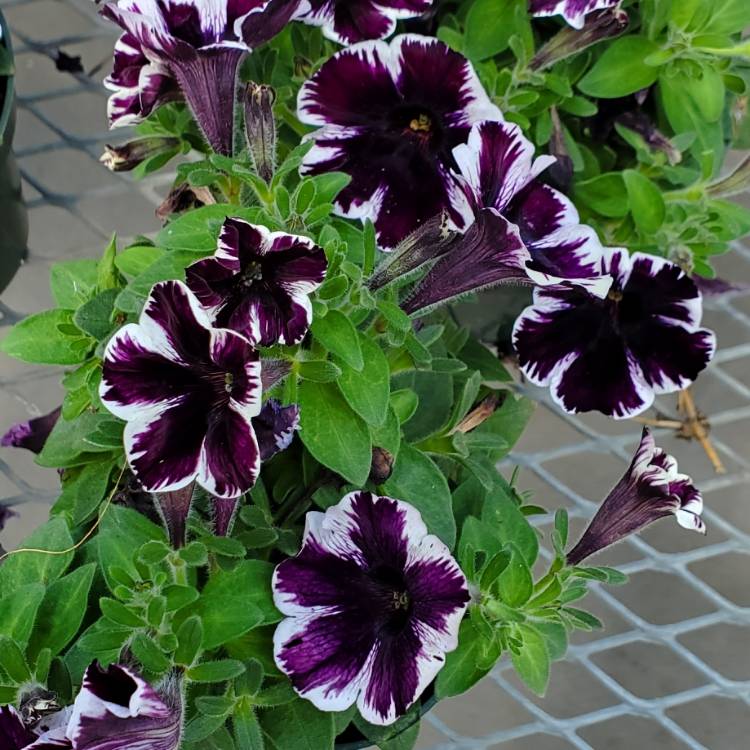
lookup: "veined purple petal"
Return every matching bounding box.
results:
[253,399,300,461]
[403,208,529,316]
[529,0,619,30]
[298,35,501,249]
[298,0,432,44]
[0,705,36,750]
[238,0,308,48]
[1,406,61,455]
[155,483,195,548]
[568,427,706,564]
[513,249,715,419]
[273,492,469,725]
[212,496,240,536]
[65,662,181,750]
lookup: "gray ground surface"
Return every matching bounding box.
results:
[1,2,748,747]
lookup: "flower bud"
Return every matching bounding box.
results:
[369,447,395,484]
[100,137,180,172]
[244,83,277,182]
[530,8,629,71]
[706,153,750,198]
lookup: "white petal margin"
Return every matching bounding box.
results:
[531,0,619,30]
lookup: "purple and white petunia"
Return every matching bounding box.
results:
[101,0,307,153]
[100,280,262,499]
[26,662,182,750]
[453,120,611,297]
[254,399,300,460]
[0,706,36,750]
[273,491,470,725]
[568,427,705,565]
[298,0,433,45]
[1,406,61,455]
[185,218,327,347]
[297,34,503,249]
[513,248,716,419]
[529,0,620,30]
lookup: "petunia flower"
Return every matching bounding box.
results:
[568,427,705,565]
[185,218,327,347]
[1,406,61,455]
[101,0,308,154]
[27,662,182,750]
[297,0,433,45]
[273,491,470,725]
[529,0,620,30]
[0,706,36,750]
[100,280,262,499]
[452,120,611,297]
[512,248,716,419]
[297,34,503,249]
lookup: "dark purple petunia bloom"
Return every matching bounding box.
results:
[529,0,619,29]
[273,491,470,725]
[568,428,705,565]
[1,406,61,455]
[402,208,529,315]
[298,0,433,45]
[101,0,307,153]
[185,218,327,347]
[27,662,182,750]
[254,399,300,461]
[453,120,611,297]
[0,705,37,750]
[297,34,502,249]
[513,248,716,419]
[100,280,262,499]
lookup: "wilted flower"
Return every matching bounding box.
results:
[298,0,433,45]
[453,120,611,297]
[568,428,705,565]
[101,0,307,154]
[297,34,502,249]
[100,137,180,172]
[254,399,300,461]
[28,662,182,750]
[529,0,620,30]
[185,218,327,346]
[0,706,36,749]
[273,491,470,725]
[402,208,529,315]
[1,406,61,455]
[100,280,262,498]
[513,249,716,418]
[244,83,277,182]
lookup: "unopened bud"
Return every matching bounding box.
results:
[546,107,574,192]
[100,137,180,172]
[370,448,395,485]
[156,183,216,223]
[530,8,629,71]
[245,83,277,183]
[616,111,681,165]
[706,153,750,198]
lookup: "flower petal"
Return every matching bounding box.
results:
[1,406,61,455]
[0,705,37,750]
[253,400,300,461]
[529,0,619,30]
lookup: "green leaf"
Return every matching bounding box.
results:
[511,624,550,696]
[0,517,74,591]
[354,704,421,750]
[114,245,164,277]
[50,259,99,308]
[175,616,204,666]
[370,406,401,457]
[391,371,454,443]
[382,444,455,547]
[28,564,95,659]
[310,311,363,370]
[337,333,390,426]
[578,36,660,98]
[234,698,265,750]
[436,619,496,698]
[496,544,533,608]
[0,584,45,644]
[472,394,535,461]
[0,309,91,365]
[131,632,171,673]
[157,205,266,251]
[52,458,113,525]
[98,235,120,291]
[100,597,146,628]
[465,0,528,60]
[297,360,342,383]
[260,697,335,750]
[188,659,246,683]
[298,381,372,486]
[0,637,31,683]
[623,170,665,233]
[574,173,629,218]
[73,289,119,340]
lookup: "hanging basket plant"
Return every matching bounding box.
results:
[0,0,747,748]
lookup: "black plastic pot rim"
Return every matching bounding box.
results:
[0,8,15,139]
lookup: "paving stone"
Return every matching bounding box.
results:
[433,678,534,738]
[512,468,576,512]
[677,622,750,681]
[589,641,707,699]
[687,552,750,607]
[702,309,750,349]
[578,715,691,750]
[22,146,114,196]
[568,591,633,645]
[35,89,110,141]
[610,570,716,626]
[13,107,60,151]
[0,499,54,552]
[513,406,585,454]
[487,733,577,750]
[0,256,54,314]
[666,695,750,750]
[712,246,750,283]
[688,365,750,414]
[3,0,95,42]
[541,450,626,503]
[11,51,72,98]
[26,203,104,258]
[505,660,619,719]
[565,514,643,566]
[77,188,163,239]
[638,511,729,554]
[703,483,750,537]
[652,430,744,485]
[414,720,451,750]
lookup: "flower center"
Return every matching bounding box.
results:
[391,590,410,610]
[224,372,234,394]
[608,290,624,302]
[241,261,264,287]
[368,564,413,633]
[409,113,432,134]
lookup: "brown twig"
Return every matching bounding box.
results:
[677,389,726,474]
[632,416,684,429]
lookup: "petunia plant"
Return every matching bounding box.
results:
[0,0,747,748]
